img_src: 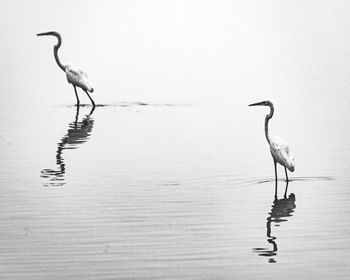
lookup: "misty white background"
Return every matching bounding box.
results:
[1,0,350,102]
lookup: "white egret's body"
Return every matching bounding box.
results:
[37,31,95,107]
[65,64,94,93]
[269,135,295,172]
[249,100,295,191]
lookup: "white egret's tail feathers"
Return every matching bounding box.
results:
[286,151,295,172]
[286,161,295,172]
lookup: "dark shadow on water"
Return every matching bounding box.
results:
[253,182,296,263]
[41,106,94,187]
[71,104,106,108]
[66,102,194,108]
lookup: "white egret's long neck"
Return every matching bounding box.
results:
[53,34,65,72]
[264,104,274,144]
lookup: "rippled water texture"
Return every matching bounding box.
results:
[1,1,350,279]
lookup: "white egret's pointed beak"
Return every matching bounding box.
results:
[37,31,59,37]
[249,101,265,107]
[37,32,51,36]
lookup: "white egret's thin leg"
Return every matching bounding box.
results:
[274,160,278,198]
[83,89,95,108]
[284,167,289,182]
[73,85,80,106]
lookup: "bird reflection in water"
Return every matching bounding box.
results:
[253,182,296,263]
[41,106,95,186]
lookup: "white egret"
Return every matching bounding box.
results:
[37,31,95,107]
[249,101,295,193]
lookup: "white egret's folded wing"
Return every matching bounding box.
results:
[269,136,295,172]
[65,64,93,92]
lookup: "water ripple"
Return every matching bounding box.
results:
[248,176,336,185]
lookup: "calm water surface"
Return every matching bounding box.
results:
[1,99,350,279]
[1,1,350,279]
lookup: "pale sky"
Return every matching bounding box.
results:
[1,0,350,105]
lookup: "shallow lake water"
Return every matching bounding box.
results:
[1,1,350,279]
